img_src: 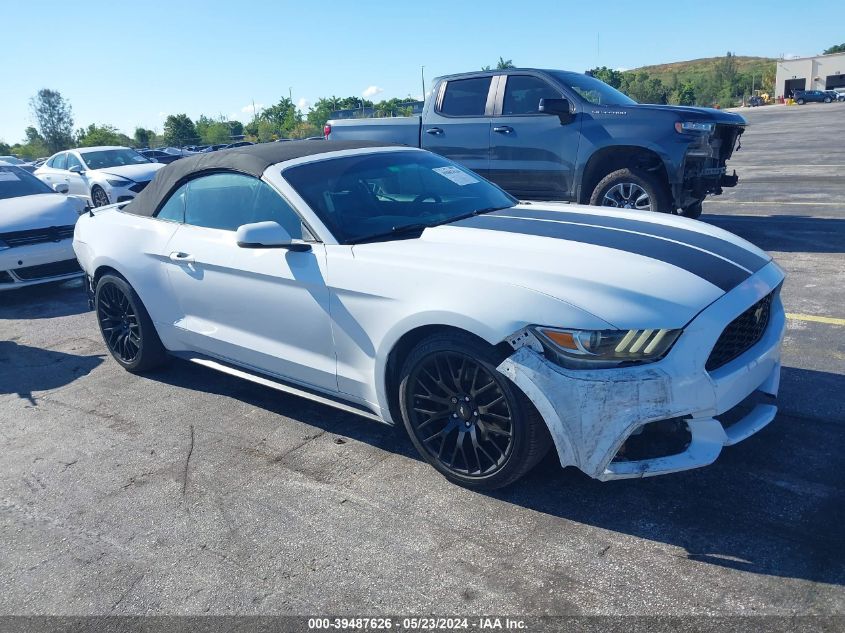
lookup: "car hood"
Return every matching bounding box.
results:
[94,162,165,182]
[0,193,83,233]
[352,203,771,330]
[629,104,747,125]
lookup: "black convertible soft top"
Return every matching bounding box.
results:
[123,140,393,217]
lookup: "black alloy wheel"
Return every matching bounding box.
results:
[91,186,110,207]
[399,331,551,489]
[95,274,168,372]
[407,351,515,477]
[97,281,141,363]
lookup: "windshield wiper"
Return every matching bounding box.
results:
[438,205,513,226]
[353,223,432,244]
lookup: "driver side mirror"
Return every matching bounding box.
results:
[52,183,69,194]
[539,98,574,125]
[68,164,84,174]
[236,221,311,252]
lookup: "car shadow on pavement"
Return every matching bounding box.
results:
[0,340,104,404]
[491,365,845,587]
[146,359,844,587]
[0,278,89,320]
[704,214,845,254]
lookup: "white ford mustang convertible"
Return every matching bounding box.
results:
[73,141,785,488]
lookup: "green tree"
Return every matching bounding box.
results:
[76,124,128,147]
[205,121,232,144]
[619,72,668,104]
[134,127,155,148]
[162,114,199,146]
[669,82,697,106]
[0,141,10,155]
[259,97,301,137]
[587,66,623,89]
[226,120,244,137]
[30,89,74,153]
[483,56,515,70]
[823,43,845,54]
[306,96,372,129]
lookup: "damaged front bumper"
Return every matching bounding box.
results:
[497,262,786,481]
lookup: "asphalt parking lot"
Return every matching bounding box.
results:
[1,103,843,618]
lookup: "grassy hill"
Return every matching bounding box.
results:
[628,56,776,85]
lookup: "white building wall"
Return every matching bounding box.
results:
[775,52,845,98]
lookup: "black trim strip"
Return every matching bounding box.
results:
[498,207,769,273]
[454,215,751,291]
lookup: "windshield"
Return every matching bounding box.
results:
[283,151,516,244]
[80,148,150,170]
[0,156,25,165]
[550,71,637,106]
[0,165,54,200]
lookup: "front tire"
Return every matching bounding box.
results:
[95,274,168,372]
[589,167,673,213]
[398,331,551,489]
[91,186,110,207]
[824,97,832,103]
[796,98,805,105]
[680,199,703,219]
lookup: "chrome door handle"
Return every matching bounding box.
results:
[169,252,195,264]
[425,127,444,135]
[493,126,514,134]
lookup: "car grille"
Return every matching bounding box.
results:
[706,292,774,372]
[0,225,75,247]
[129,181,149,193]
[11,259,82,281]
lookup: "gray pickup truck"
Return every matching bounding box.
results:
[326,69,746,217]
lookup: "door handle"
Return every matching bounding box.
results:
[493,126,514,134]
[169,251,195,264]
[425,127,444,135]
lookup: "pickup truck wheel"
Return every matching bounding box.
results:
[95,274,168,373]
[681,200,703,219]
[399,332,551,490]
[590,168,672,213]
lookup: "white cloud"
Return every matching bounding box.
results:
[241,103,264,114]
[297,97,311,111]
[362,85,384,99]
[157,111,167,118]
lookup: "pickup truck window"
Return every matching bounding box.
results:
[439,77,492,117]
[549,71,636,107]
[502,75,562,115]
[283,151,515,244]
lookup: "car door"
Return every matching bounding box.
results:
[38,152,67,189]
[421,75,493,178]
[162,172,337,392]
[64,152,89,200]
[488,73,581,199]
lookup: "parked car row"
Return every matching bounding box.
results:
[792,89,845,104]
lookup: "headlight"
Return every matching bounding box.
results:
[675,121,715,134]
[106,178,132,187]
[0,239,9,251]
[532,327,682,368]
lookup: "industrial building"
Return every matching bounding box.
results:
[775,51,845,98]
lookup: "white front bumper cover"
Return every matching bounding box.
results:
[498,261,786,481]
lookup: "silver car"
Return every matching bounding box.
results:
[34,146,165,207]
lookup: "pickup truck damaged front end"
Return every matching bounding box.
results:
[677,123,745,209]
[497,262,785,481]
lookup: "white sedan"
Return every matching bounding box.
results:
[72,142,785,489]
[35,146,164,208]
[1,163,86,290]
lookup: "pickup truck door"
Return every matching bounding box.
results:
[489,74,581,200]
[420,76,493,178]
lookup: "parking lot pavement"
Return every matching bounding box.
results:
[1,105,843,618]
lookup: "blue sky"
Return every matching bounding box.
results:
[1,0,840,144]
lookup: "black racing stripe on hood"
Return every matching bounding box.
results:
[498,207,769,273]
[454,215,750,292]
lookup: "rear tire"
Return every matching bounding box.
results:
[95,274,168,373]
[680,200,703,219]
[398,331,551,490]
[589,167,673,213]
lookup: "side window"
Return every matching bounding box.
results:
[184,172,302,238]
[52,153,67,170]
[439,77,492,117]
[502,75,562,115]
[156,182,188,222]
[66,153,83,171]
